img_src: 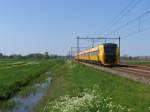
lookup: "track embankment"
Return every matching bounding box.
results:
[80,62,150,85]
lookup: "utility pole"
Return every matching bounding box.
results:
[77,36,80,63]
[68,50,70,59]
[138,16,141,32]
[119,36,121,63]
[91,39,94,48]
[70,47,73,59]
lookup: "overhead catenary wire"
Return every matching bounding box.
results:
[104,10,150,36]
[103,0,141,34]
[110,0,141,27]
[124,25,150,38]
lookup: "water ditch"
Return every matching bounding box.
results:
[0,72,52,112]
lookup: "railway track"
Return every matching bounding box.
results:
[120,63,150,70]
[132,65,150,71]
[113,66,150,78]
[79,62,150,84]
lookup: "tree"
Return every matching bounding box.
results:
[44,52,49,59]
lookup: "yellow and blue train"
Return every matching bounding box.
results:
[75,43,120,65]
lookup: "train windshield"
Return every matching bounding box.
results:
[104,44,117,56]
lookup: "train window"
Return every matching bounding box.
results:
[105,46,116,56]
[90,52,92,56]
[92,52,94,56]
[90,51,98,56]
[95,51,97,55]
[97,50,99,54]
[90,52,93,56]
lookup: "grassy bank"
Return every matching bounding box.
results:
[0,59,52,99]
[38,60,150,112]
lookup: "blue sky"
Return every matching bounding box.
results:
[0,0,149,56]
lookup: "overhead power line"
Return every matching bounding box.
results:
[124,25,150,38]
[104,10,150,36]
[110,0,141,26]
[103,0,141,33]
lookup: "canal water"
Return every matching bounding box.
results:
[1,72,52,112]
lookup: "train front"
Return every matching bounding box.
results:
[103,43,119,65]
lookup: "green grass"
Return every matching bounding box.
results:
[0,59,149,111]
[37,60,150,112]
[0,59,52,99]
[121,60,150,66]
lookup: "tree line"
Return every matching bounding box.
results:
[0,52,65,59]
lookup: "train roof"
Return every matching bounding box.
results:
[103,43,117,46]
[79,45,99,55]
[78,43,117,55]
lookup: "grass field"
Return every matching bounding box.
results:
[37,60,150,112]
[0,59,52,99]
[0,59,149,112]
[121,60,150,66]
